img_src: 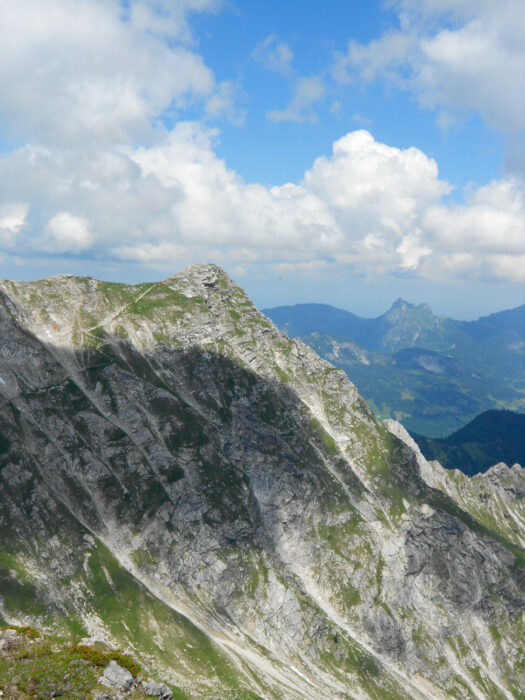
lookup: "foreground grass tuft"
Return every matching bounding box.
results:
[0,625,170,699]
[71,643,141,676]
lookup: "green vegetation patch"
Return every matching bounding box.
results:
[317,517,362,558]
[0,627,147,700]
[77,541,267,698]
[98,280,153,306]
[0,555,50,619]
[0,624,40,638]
[71,643,141,676]
[128,285,205,320]
[310,417,339,455]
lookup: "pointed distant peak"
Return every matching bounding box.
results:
[390,297,411,311]
[388,298,434,315]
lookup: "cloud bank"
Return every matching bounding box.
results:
[2,123,525,281]
[0,0,524,284]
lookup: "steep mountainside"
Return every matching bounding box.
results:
[0,265,524,699]
[411,410,525,475]
[264,301,525,435]
[385,420,525,551]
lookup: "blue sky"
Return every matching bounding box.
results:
[0,0,524,318]
[192,1,504,189]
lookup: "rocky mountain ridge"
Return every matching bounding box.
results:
[0,264,523,699]
[384,420,525,550]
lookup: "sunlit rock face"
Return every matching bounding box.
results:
[0,264,523,699]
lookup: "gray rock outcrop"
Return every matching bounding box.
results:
[98,660,134,692]
[141,679,173,699]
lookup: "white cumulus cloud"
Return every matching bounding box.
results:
[267,76,325,124]
[252,34,294,76]
[0,202,28,244]
[423,178,525,254]
[1,115,524,283]
[486,254,525,283]
[335,0,525,135]
[42,212,94,252]
[0,0,222,145]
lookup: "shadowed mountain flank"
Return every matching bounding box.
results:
[0,265,524,699]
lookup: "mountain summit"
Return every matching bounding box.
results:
[0,264,523,699]
[384,298,434,320]
[387,298,412,314]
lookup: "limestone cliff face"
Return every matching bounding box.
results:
[0,264,523,699]
[384,420,525,549]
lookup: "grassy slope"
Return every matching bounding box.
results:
[0,624,179,699]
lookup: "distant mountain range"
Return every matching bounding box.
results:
[264,299,525,436]
[411,409,525,475]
